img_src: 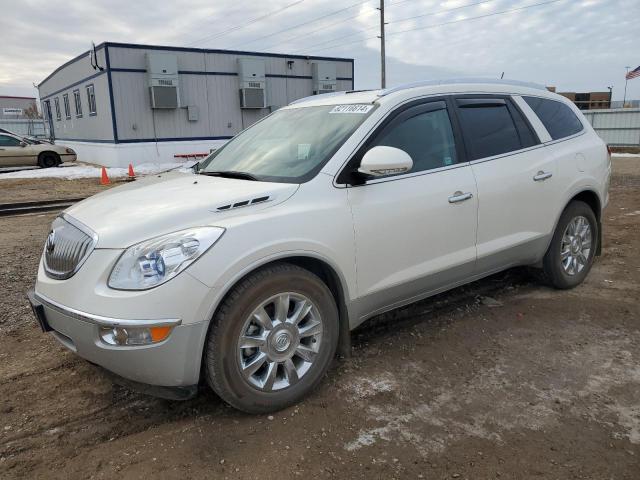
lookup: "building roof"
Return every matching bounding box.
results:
[0,95,36,100]
[39,41,354,87]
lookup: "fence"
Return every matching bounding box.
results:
[582,108,640,147]
[0,119,49,138]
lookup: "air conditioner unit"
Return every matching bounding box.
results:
[146,53,180,109]
[312,62,337,95]
[238,58,267,109]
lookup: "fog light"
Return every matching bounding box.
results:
[100,326,173,346]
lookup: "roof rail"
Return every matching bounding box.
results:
[378,78,547,96]
[289,91,347,105]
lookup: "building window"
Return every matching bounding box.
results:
[54,97,61,121]
[73,89,82,117]
[86,84,97,115]
[63,93,71,119]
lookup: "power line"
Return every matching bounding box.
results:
[229,0,372,49]
[297,0,495,52]
[392,0,496,25]
[263,5,378,51]
[389,0,563,36]
[185,0,306,47]
[306,0,564,54]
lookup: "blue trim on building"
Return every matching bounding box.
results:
[109,68,146,73]
[55,136,233,144]
[179,70,237,76]
[118,136,233,144]
[54,138,116,143]
[40,71,106,100]
[104,46,119,143]
[103,41,354,64]
[109,68,354,82]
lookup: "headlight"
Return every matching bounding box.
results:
[108,227,225,290]
[65,148,75,154]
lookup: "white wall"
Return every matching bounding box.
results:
[59,139,228,168]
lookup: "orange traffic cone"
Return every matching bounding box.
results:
[100,167,110,185]
[127,163,136,181]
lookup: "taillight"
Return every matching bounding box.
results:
[606,144,612,156]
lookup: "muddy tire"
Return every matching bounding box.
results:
[543,201,598,289]
[38,152,60,168]
[204,263,338,414]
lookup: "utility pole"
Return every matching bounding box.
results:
[623,66,630,107]
[378,0,386,89]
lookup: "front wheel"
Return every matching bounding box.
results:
[38,152,60,168]
[543,200,598,289]
[204,263,338,413]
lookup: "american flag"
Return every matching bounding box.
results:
[626,66,640,80]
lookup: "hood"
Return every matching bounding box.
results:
[64,172,299,248]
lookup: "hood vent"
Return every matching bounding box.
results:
[216,195,270,212]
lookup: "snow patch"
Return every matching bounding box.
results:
[611,153,640,158]
[0,161,196,180]
[343,374,398,401]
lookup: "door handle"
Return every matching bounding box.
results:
[448,191,473,204]
[533,171,553,181]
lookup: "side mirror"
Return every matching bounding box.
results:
[19,141,27,147]
[358,146,413,178]
[192,161,200,173]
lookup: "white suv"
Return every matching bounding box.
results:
[29,80,611,413]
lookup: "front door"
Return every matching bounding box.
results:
[0,134,33,167]
[345,100,478,322]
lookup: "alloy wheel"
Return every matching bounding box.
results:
[560,215,592,276]
[237,293,323,392]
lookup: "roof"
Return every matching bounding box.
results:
[39,41,354,87]
[288,78,557,108]
[0,96,36,100]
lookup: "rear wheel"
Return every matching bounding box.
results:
[543,200,598,289]
[38,152,60,168]
[204,263,338,413]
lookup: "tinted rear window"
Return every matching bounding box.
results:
[456,103,523,160]
[523,96,584,140]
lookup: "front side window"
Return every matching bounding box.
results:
[54,97,61,121]
[0,134,22,146]
[73,89,82,117]
[369,105,457,174]
[455,99,531,160]
[523,96,584,140]
[63,93,71,119]
[86,84,96,114]
[200,104,375,183]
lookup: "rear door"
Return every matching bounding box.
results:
[452,95,560,272]
[343,99,478,320]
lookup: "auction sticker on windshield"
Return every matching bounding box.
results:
[329,104,374,114]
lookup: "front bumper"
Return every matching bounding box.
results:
[27,289,207,388]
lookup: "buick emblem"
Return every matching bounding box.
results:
[45,230,56,254]
[273,332,291,352]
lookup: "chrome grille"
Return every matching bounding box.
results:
[43,216,97,280]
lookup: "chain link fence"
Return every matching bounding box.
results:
[0,119,49,138]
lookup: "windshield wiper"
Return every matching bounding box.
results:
[199,170,259,181]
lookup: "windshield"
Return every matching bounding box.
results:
[199,104,375,183]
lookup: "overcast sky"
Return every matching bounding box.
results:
[1,0,638,101]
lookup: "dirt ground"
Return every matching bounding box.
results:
[1,158,639,479]
[0,177,121,203]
